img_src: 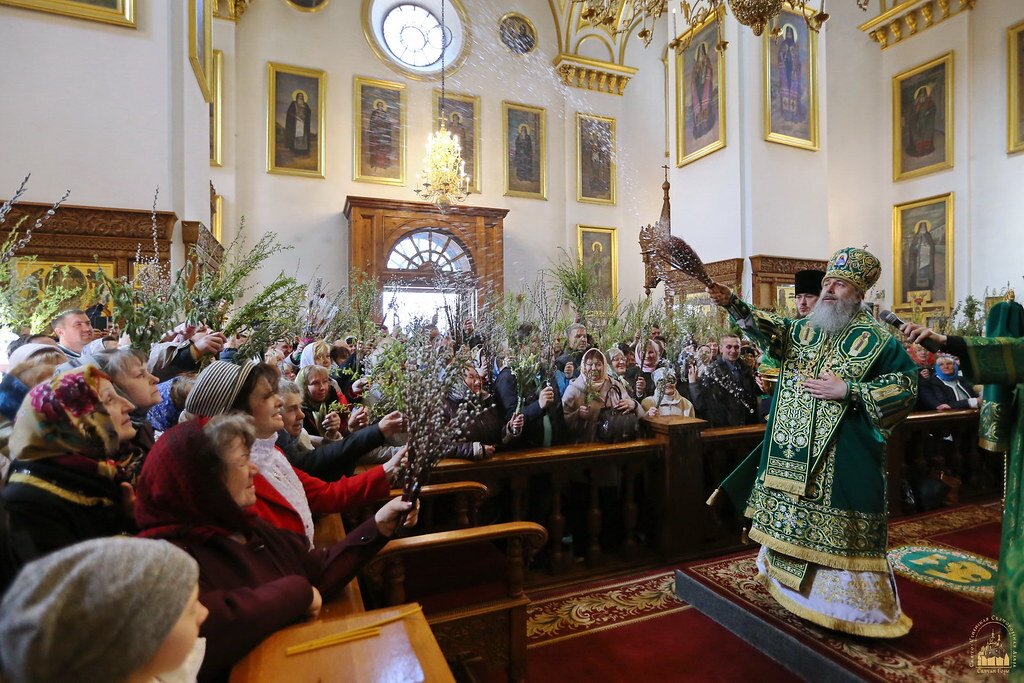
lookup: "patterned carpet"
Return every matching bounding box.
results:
[527,571,689,647]
[678,502,1003,683]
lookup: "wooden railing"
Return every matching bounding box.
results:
[422,409,998,587]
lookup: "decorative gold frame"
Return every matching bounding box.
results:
[763,7,819,151]
[212,194,223,243]
[360,0,472,82]
[577,225,618,308]
[0,0,134,27]
[892,52,954,181]
[892,192,954,312]
[210,50,223,167]
[499,12,537,56]
[675,8,726,167]
[502,101,547,200]
[576,113,616,205]
[432,90,481,193]
[353,76,405,186]
[282,0,329,13]
[1009,21,1024,154]
[267,62,327,178]
[189,0,214,103]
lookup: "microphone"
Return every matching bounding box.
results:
[878,310,942,352]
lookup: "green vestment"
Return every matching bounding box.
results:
[954,316,1024,678]
[720,297,919,592]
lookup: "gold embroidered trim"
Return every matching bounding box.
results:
[7,472,116,507]
[978,437,1008,453]
[758,573,914,638]
[748,526,890,572]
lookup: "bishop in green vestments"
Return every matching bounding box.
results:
[904,299,1024,676]
[708,247,919,637]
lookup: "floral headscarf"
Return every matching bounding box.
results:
[8,366,121,464]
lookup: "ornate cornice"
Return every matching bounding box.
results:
[859,0,976,50]
[748,254,828,275]
[554,54,637,95]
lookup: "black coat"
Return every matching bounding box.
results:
[691,358,762,427]
[493,367,566,448]
[277,423,386,481]
[3,459,136,568]
[918,373,978,411]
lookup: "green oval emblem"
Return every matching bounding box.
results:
[888,545,998,599]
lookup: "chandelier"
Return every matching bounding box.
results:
[414,0,470,211]
[573,0,669,47]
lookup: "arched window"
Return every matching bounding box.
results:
[385,229,472,273]
[382,229,475,332]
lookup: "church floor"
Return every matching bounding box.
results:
[471,501,1002,682]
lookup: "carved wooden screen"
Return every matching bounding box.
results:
[344,196,508,315]
[748,254,828,312]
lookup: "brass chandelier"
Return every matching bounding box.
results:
[574,0,870,52]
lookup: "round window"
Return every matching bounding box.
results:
[363,0,470,80]
[382,5,444,68]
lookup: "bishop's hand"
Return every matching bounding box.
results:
[803,372,849,401]
[706,282,732,307]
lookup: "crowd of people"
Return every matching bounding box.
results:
[0,259,988,681]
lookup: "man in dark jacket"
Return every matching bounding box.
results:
[494,366,566,448]
[689,334,763,427]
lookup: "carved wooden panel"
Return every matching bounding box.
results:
[748,254,828,310]
[0,201,177,279]
[344,196,509,316]
[182,220,225,287]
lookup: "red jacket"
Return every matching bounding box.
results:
[251,447,390,537]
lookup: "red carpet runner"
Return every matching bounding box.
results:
[677,502,1002,682]
[521,503,1000,682]
[526,571,799,682]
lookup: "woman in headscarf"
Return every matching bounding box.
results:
[135,415,416,682]
[444,364,522,460]
[3,366,138,563]
[918,354,980,411]
[625,339,663,400]
[562,348,642,444]
[298,340,331,370]
[184,361,401,546]
[0,536,208,683]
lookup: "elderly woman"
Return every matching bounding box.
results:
[3,366,137,564]
[278,379,402,481]
[1,344,67,479]
[88,348,162,466]
[642,367,696,418]
[444,365,522,460]
[185,361,400,546]
[562,348,642,444]
[135,415,416,682]
[0,536,208,683]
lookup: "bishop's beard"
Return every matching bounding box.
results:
[806,295,861,334]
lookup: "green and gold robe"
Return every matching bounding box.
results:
[717,297,919,636]
[949,329,1024,678]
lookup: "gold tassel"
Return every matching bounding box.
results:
[705,488,721,507]
[741,526,750,544]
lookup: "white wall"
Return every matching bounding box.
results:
[0,2,209,268]
[825,0,1024,307]
[229,0,661,303]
